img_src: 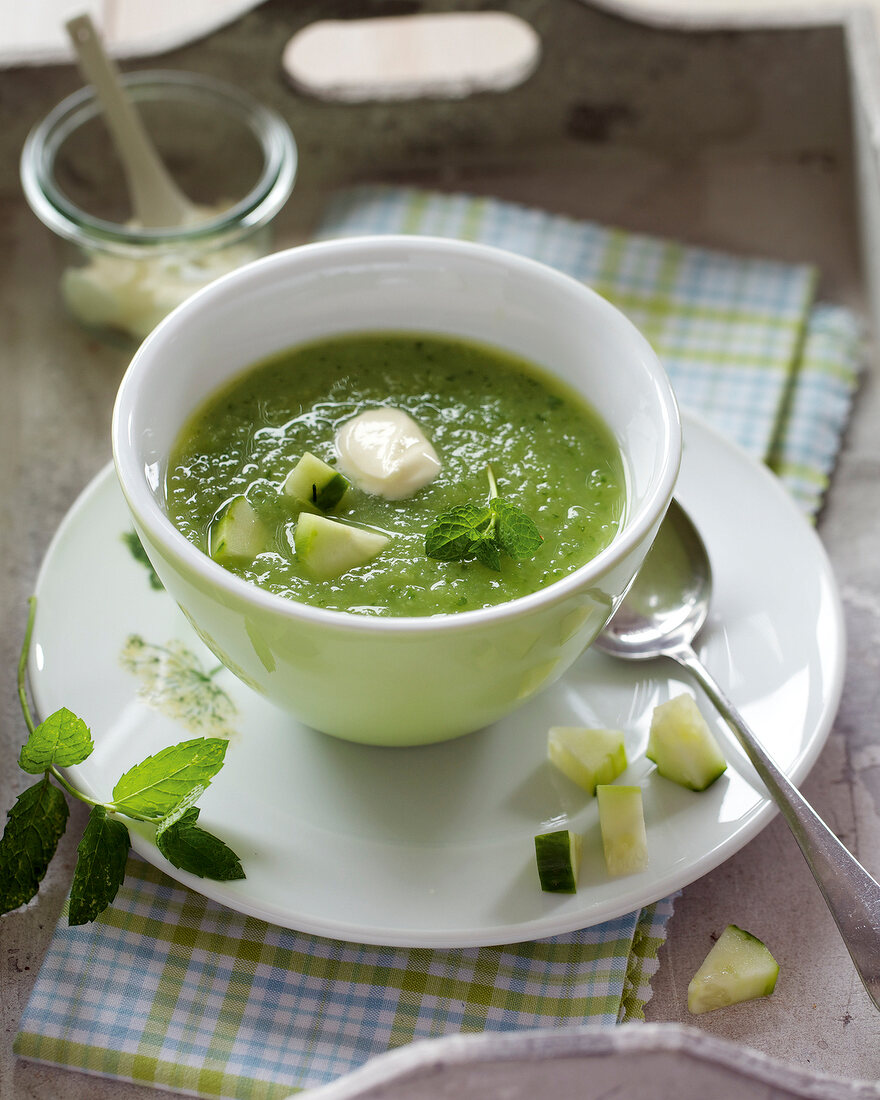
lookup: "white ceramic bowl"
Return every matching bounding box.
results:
[112,235,680,745]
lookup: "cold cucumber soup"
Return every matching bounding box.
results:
[166,332,626,616]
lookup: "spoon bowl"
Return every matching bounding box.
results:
[597,499,880,1012]
[597,500,710,660]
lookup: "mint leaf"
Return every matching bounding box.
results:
[112,738,229,819]
[0,777,69,914]
[19,707,94,774]
[424,503,492,561]
[68,806,130,926]
[473,535,502,572]
[157,783,208,827]
[424,469,542,570]
[122,530,164,590]
[156,807,245,881]
[492,498,544,560]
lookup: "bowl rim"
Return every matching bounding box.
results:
[19,69,298,248]
[112,234,682,636]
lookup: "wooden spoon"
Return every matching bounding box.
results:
[65,13,200,228]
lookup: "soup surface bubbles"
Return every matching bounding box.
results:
[166,332,625,616]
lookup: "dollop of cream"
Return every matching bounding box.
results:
[61,240,261,341]
[60,205,259,340]
[335,408,441,499]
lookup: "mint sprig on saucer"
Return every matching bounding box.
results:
[424,465,543,571]
[0,598,244,925]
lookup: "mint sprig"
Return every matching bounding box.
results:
[0,598,245,925]
[424,466,543,571]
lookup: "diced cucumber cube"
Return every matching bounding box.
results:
[209,495,268,564]
[647,693,727,791]
[282,452,350,513]
[294,513,389,580]
[547,726,627,794]
[687,924,779,1014]
[534,829,582,893]
[596,784,648,876]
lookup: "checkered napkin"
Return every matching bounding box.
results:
[14,188,862,1099]
[312,187,863,515]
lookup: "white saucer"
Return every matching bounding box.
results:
[29,412,844,947]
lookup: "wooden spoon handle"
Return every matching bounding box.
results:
[66,14,195,228]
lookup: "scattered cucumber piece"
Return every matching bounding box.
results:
[210,495,268,564]
[294,513,389,580]
[547,726,627,794]
[534,829,582,893]
[596,784,648,876]
[687,924,779,1014]
[282,451,350,513]
[647,693,727,791]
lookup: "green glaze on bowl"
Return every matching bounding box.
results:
[113,236,680,745]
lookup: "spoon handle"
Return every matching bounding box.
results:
[672,642,880,1012]
[65,14,195,228]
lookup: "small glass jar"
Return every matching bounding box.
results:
[20,70,297,344]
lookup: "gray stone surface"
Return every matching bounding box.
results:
[1,2,877,1097]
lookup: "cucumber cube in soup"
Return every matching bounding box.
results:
[534,829,582,893]
[596,784,648,876]
[547,726,627,794]
[210,495,268,564]
[687,924,779,1014]
[282,451,350,512]
[647,693,727,791]
[295,513,389,581]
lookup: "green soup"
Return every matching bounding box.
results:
[166,332,626,616]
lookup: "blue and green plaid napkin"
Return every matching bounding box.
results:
[14,187,862,1099]
[313,187,862,515]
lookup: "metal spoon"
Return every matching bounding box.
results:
[596,498,880,1011]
